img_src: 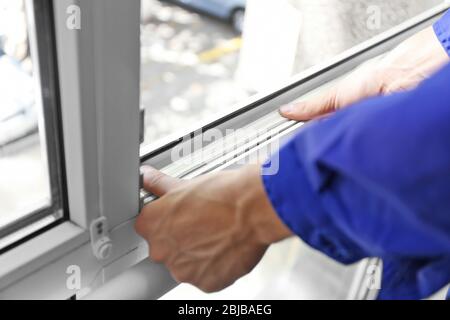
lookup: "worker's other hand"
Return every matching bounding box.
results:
[135,165,292,293]
[280,26,450,121]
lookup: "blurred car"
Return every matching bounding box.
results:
[0,47,37,149]
[166,0,246,33]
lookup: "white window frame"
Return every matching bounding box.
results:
[0,0,448,300]
[0,0,153,299]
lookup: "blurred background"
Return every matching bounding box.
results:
[140,0,440,146]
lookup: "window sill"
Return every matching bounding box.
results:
[0,222,87,292]
[0,218,148,299]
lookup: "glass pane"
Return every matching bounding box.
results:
[140,0,441,149]
[0,0,51,229]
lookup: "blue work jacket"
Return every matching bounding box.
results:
[262,10,450,300]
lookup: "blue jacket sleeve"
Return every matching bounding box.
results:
[262,62,450,300]
[434,9,450,56]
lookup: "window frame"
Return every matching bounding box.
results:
[0,0,448,300]
[0,0,145,299]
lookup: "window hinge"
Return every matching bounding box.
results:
[90,216,113,260]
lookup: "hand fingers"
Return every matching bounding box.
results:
[279,87,338,121]
[135,195,164,235]
[141,166,183,197]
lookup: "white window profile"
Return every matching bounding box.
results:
[0,0,150,299]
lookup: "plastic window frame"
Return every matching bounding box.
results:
[0,0,144,299]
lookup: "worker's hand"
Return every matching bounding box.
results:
[135,165,292,293]
[280,26,450,121]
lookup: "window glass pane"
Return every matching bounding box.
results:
[140,0,441,149]
[0,0,51,229]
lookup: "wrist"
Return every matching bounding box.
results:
[235,165,293,245]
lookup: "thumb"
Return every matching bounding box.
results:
[279,87,338,121]
[141,166,183,197]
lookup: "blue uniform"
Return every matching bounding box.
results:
[262,10,450,300]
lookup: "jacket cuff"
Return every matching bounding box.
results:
[433,10,450,57]
[261,141,365,265]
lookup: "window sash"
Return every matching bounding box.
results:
[0,0,142,298]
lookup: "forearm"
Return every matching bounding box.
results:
[234,165,293,246]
